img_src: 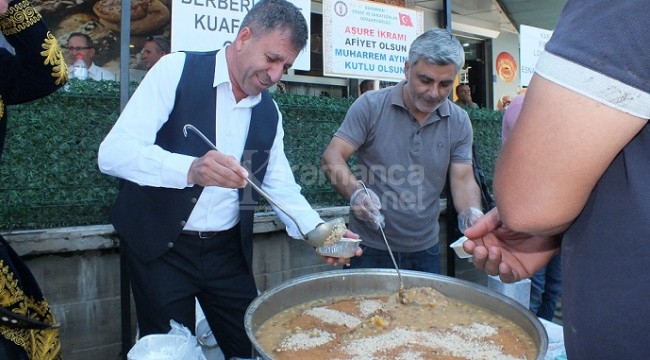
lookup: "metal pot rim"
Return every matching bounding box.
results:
[245,269,548,360]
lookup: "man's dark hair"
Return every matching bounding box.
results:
[67,32,94,49]
[456,83,470,94]
[408,28,464,73]
[239,0,309,53]
[360,80,374,94]
[146,35,171,54]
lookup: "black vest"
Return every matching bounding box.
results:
[110,51,278,269]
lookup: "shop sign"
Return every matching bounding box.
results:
[323,0,423,82]
[520,24,553,87]
[171,0,311,70]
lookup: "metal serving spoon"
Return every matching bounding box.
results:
[182,124,345,247]
[357,180,406,303]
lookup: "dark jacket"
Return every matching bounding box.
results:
[0,0,65,357]
[0,0,67,159]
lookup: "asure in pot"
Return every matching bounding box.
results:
[245,269,548,360]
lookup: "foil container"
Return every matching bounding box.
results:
[316,238,361,258]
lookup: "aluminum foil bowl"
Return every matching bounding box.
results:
[245,269,548,360]
[316,238,361,258]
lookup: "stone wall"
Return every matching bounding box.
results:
[7,205,486,360]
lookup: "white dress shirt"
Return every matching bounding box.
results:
[98,48,322,238]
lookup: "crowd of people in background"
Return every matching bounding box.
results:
[63,32,171,82]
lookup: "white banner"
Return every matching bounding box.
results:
[519,24,553,87]
[323,0,423,82]
[171,0,311,70]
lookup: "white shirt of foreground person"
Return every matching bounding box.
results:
[97,48,321,236]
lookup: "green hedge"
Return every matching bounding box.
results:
[465,107,504,187]
[0,81,502,230]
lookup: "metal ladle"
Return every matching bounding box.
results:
[182,124,345,247]
[357,180,406,303]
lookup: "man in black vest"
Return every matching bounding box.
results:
[98,0,359,358]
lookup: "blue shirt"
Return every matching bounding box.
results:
[536,1,650,358]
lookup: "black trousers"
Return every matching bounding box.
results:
[125,223,258,359]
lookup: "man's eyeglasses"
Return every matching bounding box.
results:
[65,46,92,51]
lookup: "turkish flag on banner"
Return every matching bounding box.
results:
[399,13,413,27]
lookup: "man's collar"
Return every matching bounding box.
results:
[437,97,451,118]
[389,80,408,109]
[214,48,229,88]
[214,46,261,103]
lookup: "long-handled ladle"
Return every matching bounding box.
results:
[357,180,406,303]
[182,124,345,247]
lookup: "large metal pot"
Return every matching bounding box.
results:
[245,269,548,359]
